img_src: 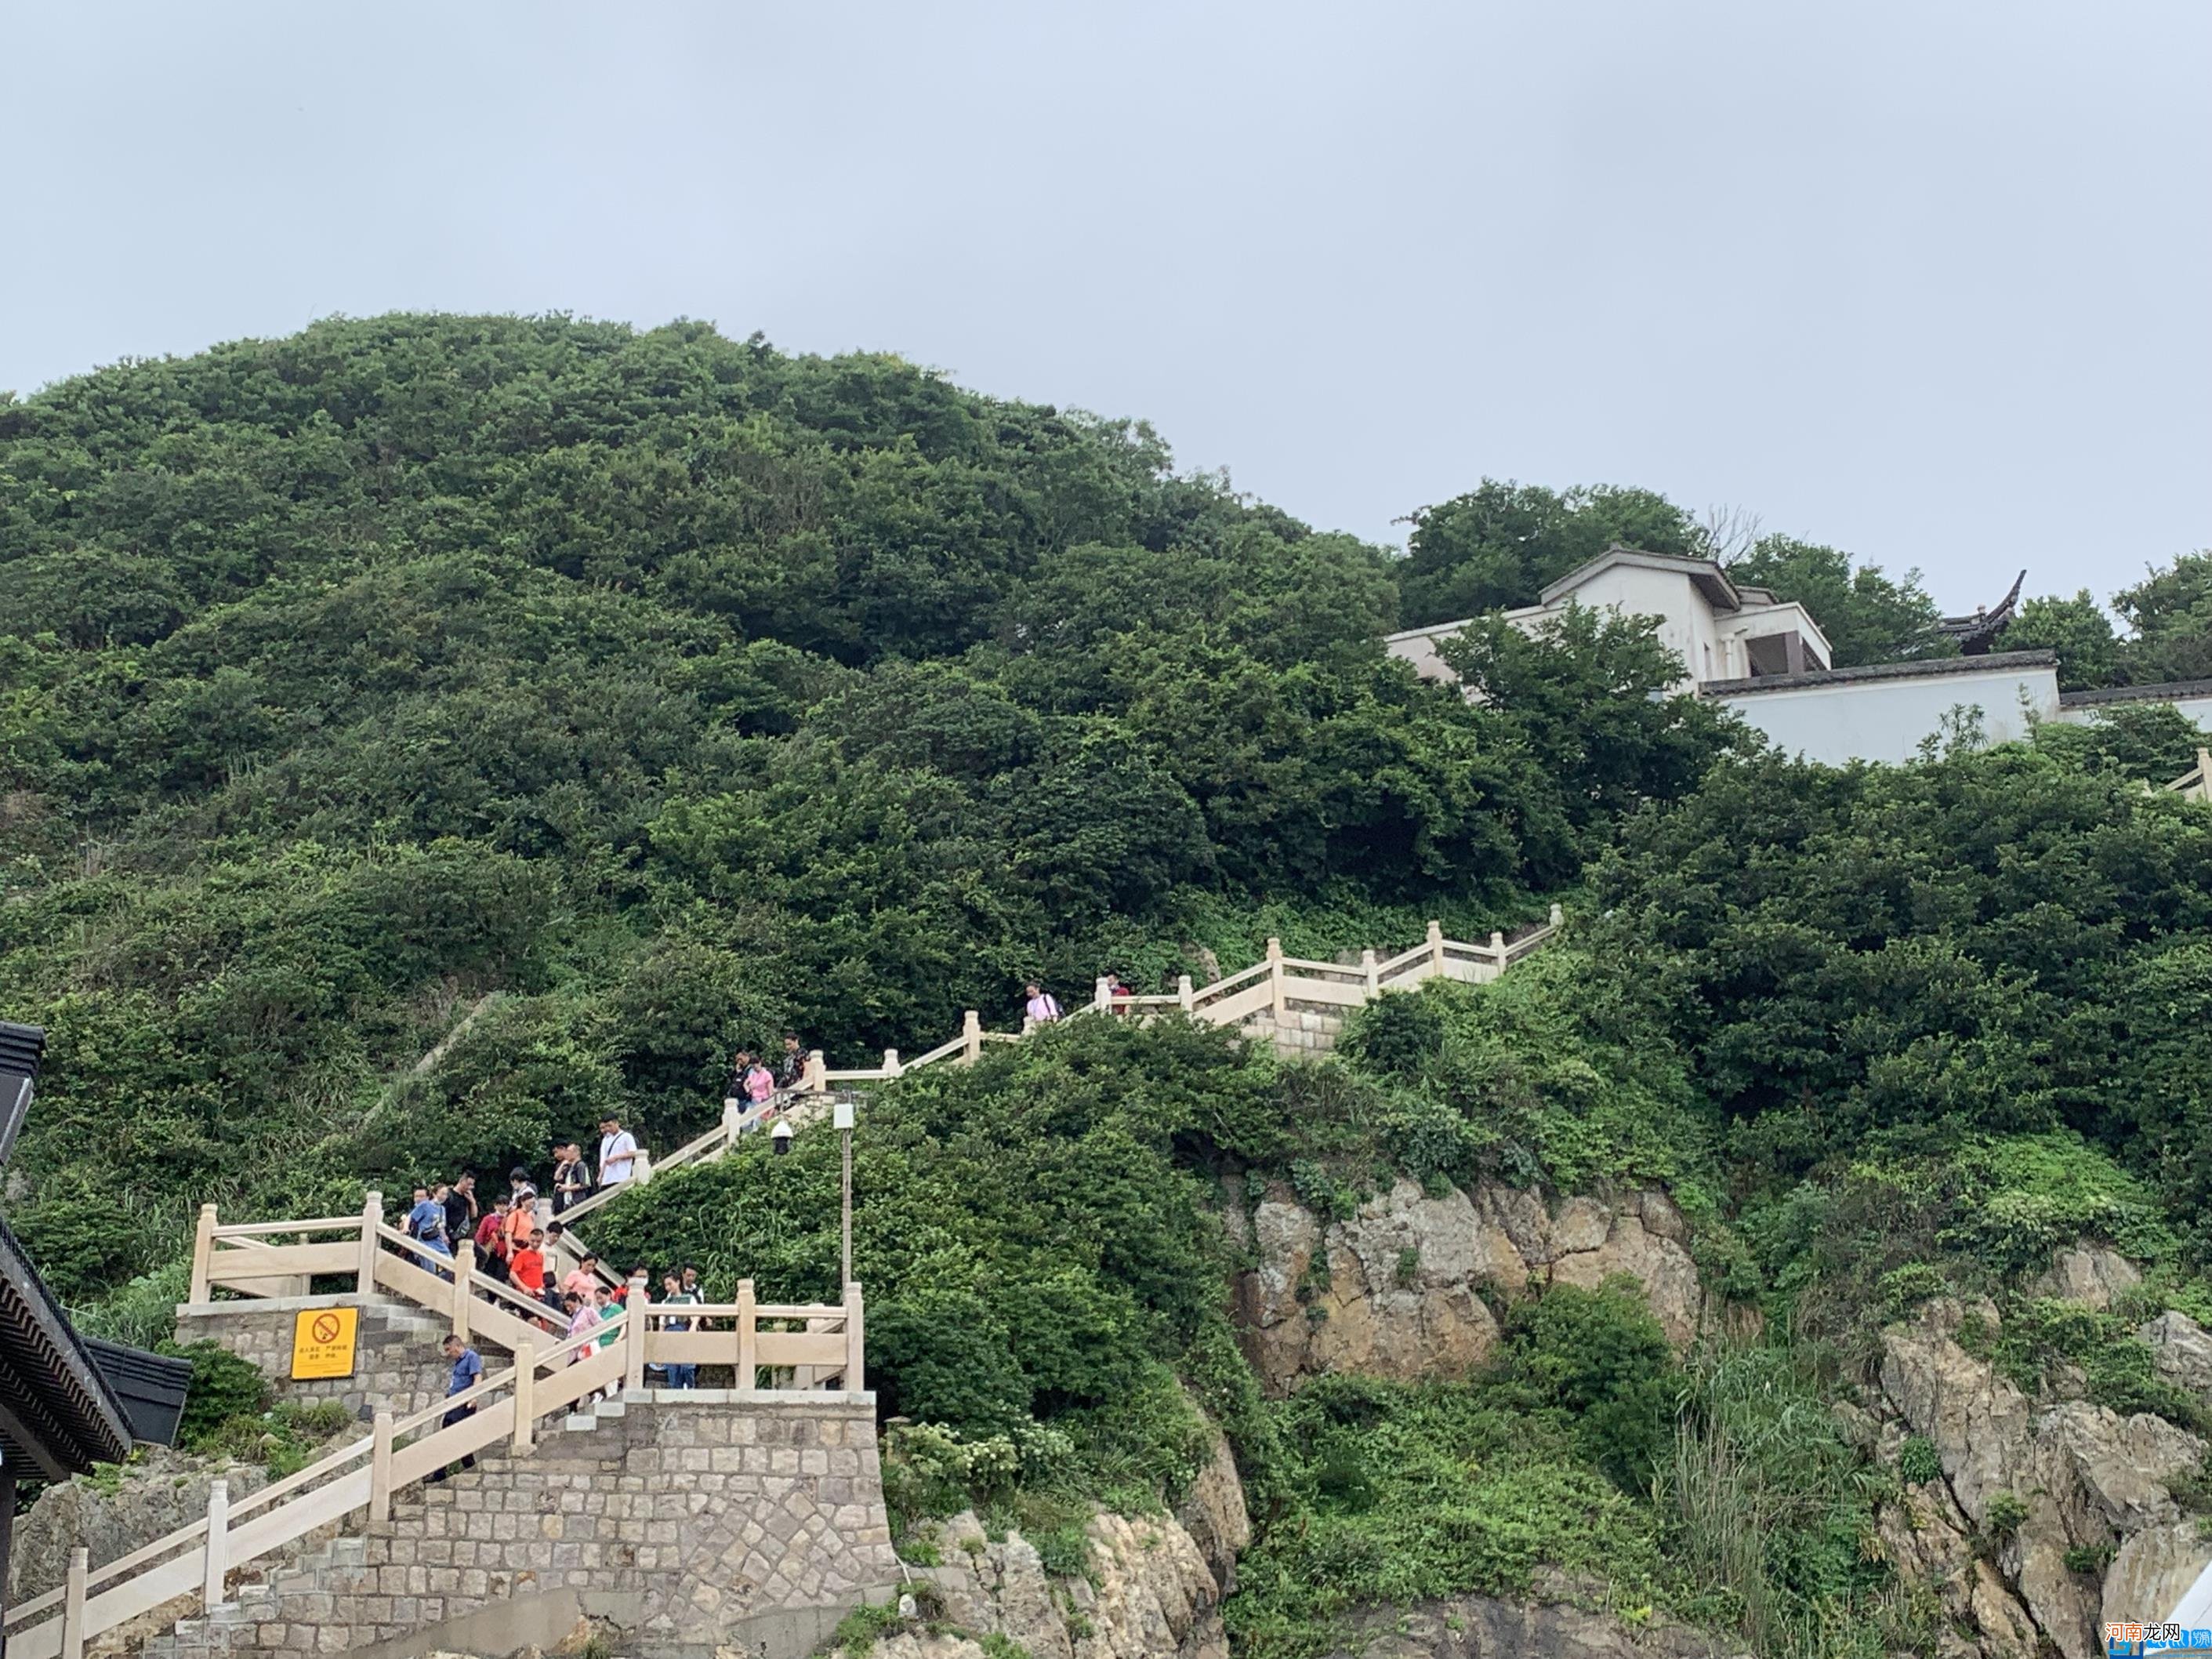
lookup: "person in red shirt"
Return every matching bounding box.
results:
[509,1229,547,1305]
[473,1197,511,1282]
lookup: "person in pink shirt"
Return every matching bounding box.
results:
[560,1253,602,1301]
[562,1290,600,1360]
[744,1058,775,1105]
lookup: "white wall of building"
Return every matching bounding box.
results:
[2051,692,2212,730]
[1564,562,1737,686]
[1716,661,2062,765]
[1384,554,1832,695]
[1385,621,1465,684]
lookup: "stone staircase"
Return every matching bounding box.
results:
[140,1394,644,1659]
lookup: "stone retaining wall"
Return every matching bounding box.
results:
[173,1294,498,1421]
[141,1392,899,1659]
[1243,1000,1349,1058]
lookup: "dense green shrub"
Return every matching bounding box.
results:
[1489,1280,1680,1493]
[1224,1370,1681,1659]
[160,1340,272,1450]
[1338,956,1718,1196]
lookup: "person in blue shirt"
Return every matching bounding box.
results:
[406,1185,452,1256]
[426,1334,483,1483]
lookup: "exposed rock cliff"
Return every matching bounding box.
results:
[860,1503,1231,1659]
[1173,1428,1251,1596]
[7,1447,271,1603]
[837,1436,1247,1659]
[1872,1276,2212,1659]
[1321,1593,1745,1659]
[1231,1177,1706,1392]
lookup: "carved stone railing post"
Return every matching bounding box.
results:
[357,1190,382,1295]
[189,1203,218,1303]
[201,1479,229,1607]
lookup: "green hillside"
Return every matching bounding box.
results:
[10,314,2212,1657]
[0,314,1750,1287]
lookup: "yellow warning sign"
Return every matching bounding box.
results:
[290,1305,359,1380]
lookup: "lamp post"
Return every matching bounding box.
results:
[834,1098,856,1287]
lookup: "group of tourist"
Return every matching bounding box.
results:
[430,1254,710,1476]
[725,1033,810,1105]
[411,1007,1054,1478]
[399,1116,644,1258]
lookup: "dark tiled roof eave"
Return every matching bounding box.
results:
[1698,649,2058,698]
[0,1207,135,1478]
[2058,679,2212,709]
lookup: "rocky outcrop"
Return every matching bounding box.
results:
[6,1447,271,1603]
[1173,1428,1249,1595]
[2139,1309,2212,1399]
[1876,1478,2042,1655]
[1233,1178,1704,1392]
[1877,1297,2208,1659]
[1321,1593,1744,1658]
[1877,1296,2034,1524]
[2031,1245,2142,1312]
[862,1501,1232,1659]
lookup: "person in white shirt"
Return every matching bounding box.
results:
[1024,982,1061,1024]
[597,1115,640,1186]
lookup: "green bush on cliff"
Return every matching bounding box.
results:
[1337,953,1717,1196]
[586,1018,1256,1484]
[1224,1367,1683,1659]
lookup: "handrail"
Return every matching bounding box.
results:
[211,1217,361,1239]
[459,1254,569,1327]
[2164,748,2212,800]
[372,1220,457,1270]
[4,1272,850,1659]
[223,1435,372,1524]
[1375,942,1434,977]
[549,1180,623,1226]
[1278,956,1365,978]
[902,1033,968,1069]
[1191,958,1271,1002]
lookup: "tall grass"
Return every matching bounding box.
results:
[1661,1344,1931,1659]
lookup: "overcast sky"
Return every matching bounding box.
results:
[4,2,2205,609]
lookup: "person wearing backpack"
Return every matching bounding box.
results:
[550,1146,587,1216]
[408,1185,452,1258]
[1024,982,1062,1025]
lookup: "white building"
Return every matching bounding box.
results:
[1385,545,2212,767]
[1385,546,1833,694]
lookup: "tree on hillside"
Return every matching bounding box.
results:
[1722,535,1951,668]
[1396,481,1705,627]
[2003,590,2125,691]
[2116,550,2212,685]
[1438,602,1743,842]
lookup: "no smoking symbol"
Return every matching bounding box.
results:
[310,1312,343,1344]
